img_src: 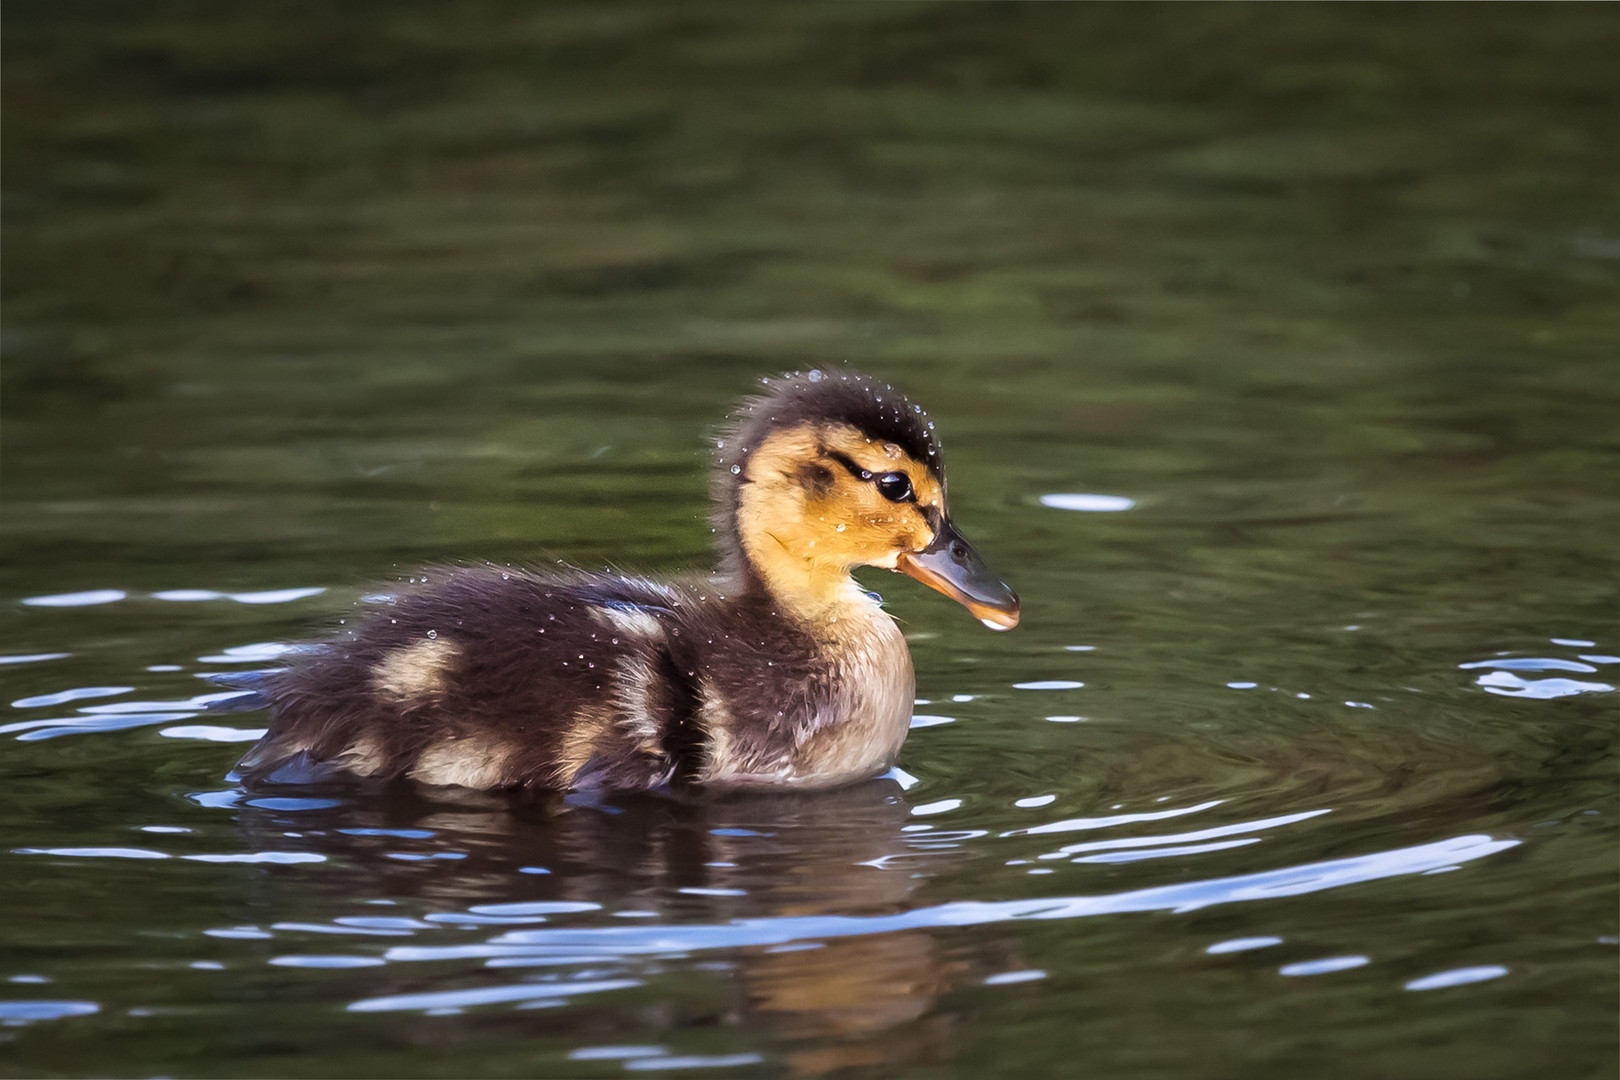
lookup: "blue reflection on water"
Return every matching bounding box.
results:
[365,833,1515,977]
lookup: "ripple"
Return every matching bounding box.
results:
[15,846,170,860]
[569,1046,668,1061]
[1053,808,1329,859]
[1040,493,1136,512]
[1279,956,1369,977]
[22,589,126,608]
[1471,671,1613,699]
[0,652,71,665]
[984,969,1046,985]
[80,691,260,714]
[12,846,328,865]
[158,725,268,743]
[624,1054,765,1071]
[247,797,342,811]
[335,916,435,931]
[184,852,326,865]
[271,956,387,969]
[1074,837,1261,863]
[882,766,920,790]
[1004,798,1224,838]
[198,642,302,664]
[1014,680,1084,691]
[908,714,955,728]
[363,834,1515,966]
[11,686,133,709]
[1404,965,1508,991]
[348,978,642,1013]
[205,926,274,940]
[0,1000,99,1024]
[3,688,260,741]
[1460,657,1598,673]
[227,588,328,605]
[466,901,602,918]
[274,921,412,937]
[152,587,327,604]
[1207,936,1283,954]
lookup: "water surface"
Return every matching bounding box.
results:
[3,5,1617,1078]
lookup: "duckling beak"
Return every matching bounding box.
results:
[895,521,1020,631]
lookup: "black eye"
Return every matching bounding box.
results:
[875,472,914,503]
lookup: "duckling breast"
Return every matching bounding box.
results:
[689,599,914,789]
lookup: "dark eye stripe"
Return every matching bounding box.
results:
[826,451,920,505]
[825,450,872,482]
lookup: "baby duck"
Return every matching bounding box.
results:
[234,371,1018,792]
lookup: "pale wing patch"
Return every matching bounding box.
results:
[408,737,513,789]
[693,680,734,783]
[336,734,390,777]
[553,704,615,787]
[594,605,663,641]
[373,638,460,704]
[611,656,663,742]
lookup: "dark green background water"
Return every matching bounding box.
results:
[3,4,1616,1077]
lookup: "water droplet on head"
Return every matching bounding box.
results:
[426,630,437,639]
[835,523,846,532]
[806,369,823,383]
[730,464,741,475]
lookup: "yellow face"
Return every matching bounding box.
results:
[737,422,943,579]
[734,421,1018,629]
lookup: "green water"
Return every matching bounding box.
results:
[3,4,1617,1077]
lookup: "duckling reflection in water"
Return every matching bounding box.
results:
[229,780,984,1074]
[234,371,1018,792]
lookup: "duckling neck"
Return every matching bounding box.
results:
[736,530,884,633]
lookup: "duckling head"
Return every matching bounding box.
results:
[714,370,1019,630]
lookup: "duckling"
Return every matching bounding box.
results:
[234,370,1018,792]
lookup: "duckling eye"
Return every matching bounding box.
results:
[875,472,914,503]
